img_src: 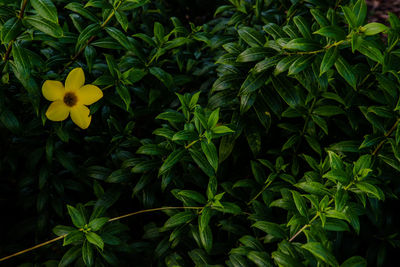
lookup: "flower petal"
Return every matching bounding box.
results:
[70,104,92,129]
[65,68,85,91]
[76,84,103,105]
[42,80,65,101]
[46,100,70,121]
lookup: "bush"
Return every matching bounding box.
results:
[1,0,400,266]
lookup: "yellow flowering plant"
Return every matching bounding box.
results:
[42,68,103,129]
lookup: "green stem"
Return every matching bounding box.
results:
[372,118,400,156]
[59,0,124,74]
[289,183,355,243]
[3,0,29,61]
[0,206,202,262]
[247,180,273,205]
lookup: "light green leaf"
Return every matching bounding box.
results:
[302,242,339,267]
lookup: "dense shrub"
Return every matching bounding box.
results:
[1,0,400,266]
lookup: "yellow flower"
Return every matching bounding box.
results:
[42,68,103,129]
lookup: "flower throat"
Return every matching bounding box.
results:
[63,92,77,107]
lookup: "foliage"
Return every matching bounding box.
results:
[1,0,400,266]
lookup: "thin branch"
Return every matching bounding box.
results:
[372,118,400,156]
[59,0,124,74]
[0,206,202,262]
[0,235,66,262]
[3,0,29,61]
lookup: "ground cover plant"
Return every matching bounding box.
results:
[1,0,400,266]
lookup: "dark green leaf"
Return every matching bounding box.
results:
[31,0,58,23]
[302,242,339,267]
[159,149,186,176]
[67,205,85,228]
[86,232,104,250]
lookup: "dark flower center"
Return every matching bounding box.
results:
[63,92,77,107]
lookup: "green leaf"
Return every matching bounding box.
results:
[212,125,234,134]
[115,10,128,31]
[237,47,270,62]
[342,6,357,28]
[335,56,357,89]
[313,105,345,117]
[323,169,350,184]
[274,56,299,75]
[105,27,144,60]
[189,149,215,177]
[154,22,165,44]
[291,190,308,217]
[53,225,76,236]
[178,190,207,204]
[355,182,384,200]
[1,17,22,44]
[199,206,212,231]
[353,0,367,26]
[150,67,174,89]
[272,251,302,267]
[199,225,213,253]
[31,0,58,23]
[288,55,314,75]
[357,39,384,63]
[283,38,321,51]
[263,23,284,39]
[0,110,20,133]
[311,115,329,134]
[159,149,186,176]
[25,16,63,38]
[239,71,268,95]
[156,110,185,123]
[314,26,346,41]
[86,232,104,250]
[341,256,367,267]
[77,24,101,48]
[271,76,299,108]
[106,169,130,183]
[172,130,198,141]
[238,27,264,47]
[320,47,338,76]
[88,217,109,231]
[302,242,339,267]
[201,141,219,172]
[67,205,85,228]
[82,241,94,267]
[59,247,81,267]
[354,154,372,174]
[247,251,273,267]
[293,16,312,39]
[329,140,360,153]
[295,181,332,196]
[252,221,287,239]
[311,9,330,27]
[63,230,84,246]
[116,84,131,110]
[254,56,281,73]
[207,108,220,129]
[361,22,388,36]
[163,211,196,228]
[65,2,99,22]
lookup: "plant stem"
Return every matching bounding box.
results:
[3,0,29,61]
[0,235,66,262]
[372,118,400,156]
[247,180,273,205]
[285,40,346,56]
[289,181,356,243]
[59,0,124,74]
[0,206,202,262]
